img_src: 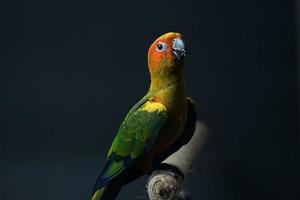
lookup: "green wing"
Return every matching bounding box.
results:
[93,96,167,191]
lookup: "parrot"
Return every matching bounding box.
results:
[91,32,197,200]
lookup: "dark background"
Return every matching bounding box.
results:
[0,0,299,199]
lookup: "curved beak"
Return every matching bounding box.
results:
[172,38,186,64]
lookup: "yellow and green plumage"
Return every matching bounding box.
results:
[91,32,197,200]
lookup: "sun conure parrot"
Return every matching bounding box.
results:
[91,32,197,200]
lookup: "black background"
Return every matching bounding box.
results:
[0,0,299,199]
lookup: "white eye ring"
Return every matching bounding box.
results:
[156,42,167,52]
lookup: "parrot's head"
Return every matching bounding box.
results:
[148,32,186,74]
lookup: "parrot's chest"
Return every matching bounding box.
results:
[139,80,188,171]
[163,104,187,139]
[135,105,187,173]
[152,96,187,157]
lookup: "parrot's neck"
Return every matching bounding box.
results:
[148,69,186,110]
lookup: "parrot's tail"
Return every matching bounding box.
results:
[91,176,122,200]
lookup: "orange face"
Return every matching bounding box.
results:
[148,32,186,73]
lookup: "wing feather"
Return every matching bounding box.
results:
[93,97,167,191]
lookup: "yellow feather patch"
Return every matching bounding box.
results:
[140,101,166,113]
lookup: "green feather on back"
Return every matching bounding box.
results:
[108,97,167,159]
[93,96,167,191]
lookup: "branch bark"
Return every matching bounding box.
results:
[147,121,207,200]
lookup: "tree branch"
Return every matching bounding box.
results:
[147,121,207,200]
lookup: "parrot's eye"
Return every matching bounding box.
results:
[156,42,167,52]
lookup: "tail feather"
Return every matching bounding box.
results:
[91,186,106,200]
[91,176,123,200]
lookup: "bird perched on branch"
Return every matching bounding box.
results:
[91,32,197,200]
